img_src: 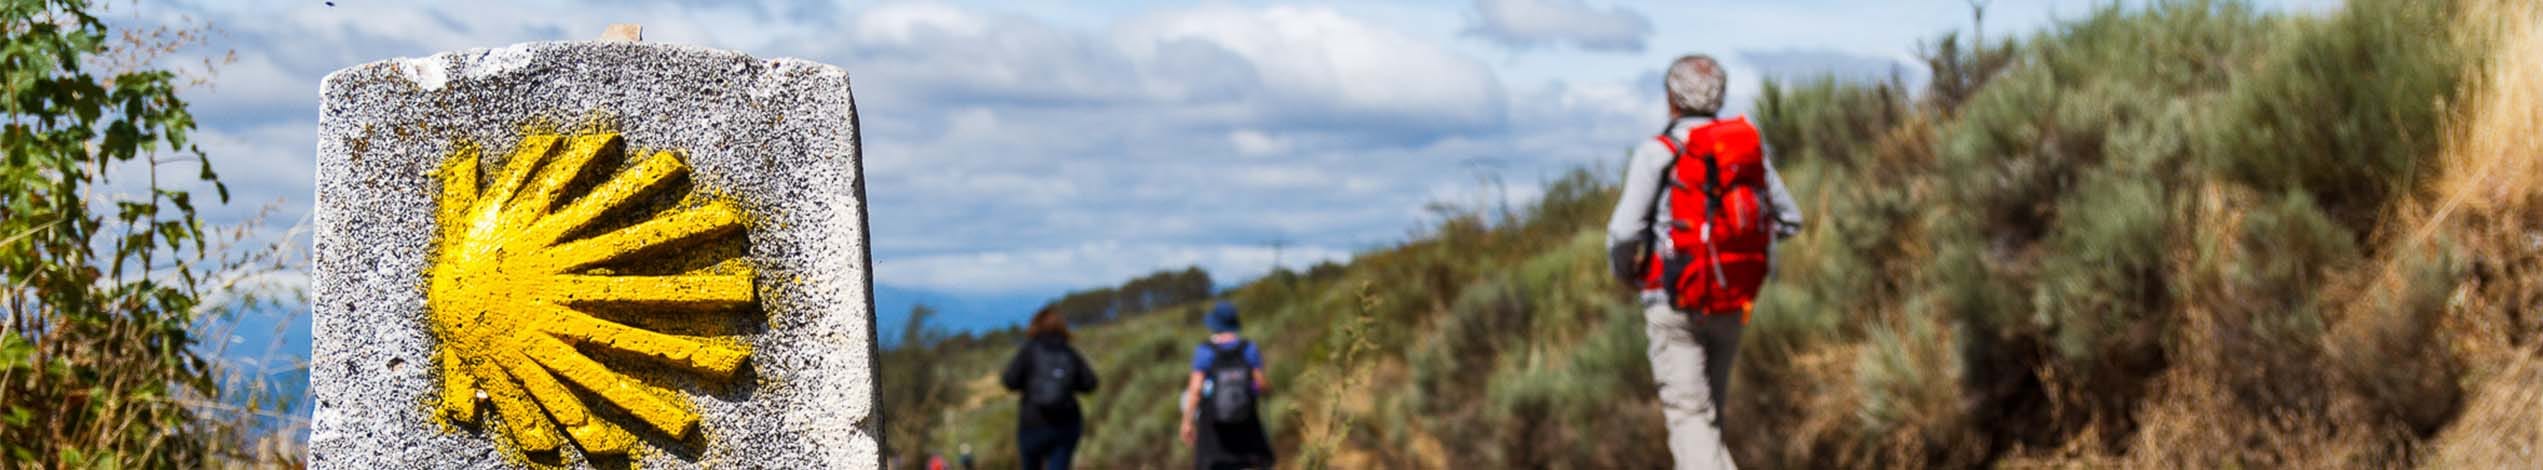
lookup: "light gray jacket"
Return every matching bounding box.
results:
[1604,116,1803,295]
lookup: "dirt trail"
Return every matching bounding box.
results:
[959,371,1005,410]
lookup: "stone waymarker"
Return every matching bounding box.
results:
[310,41,880,468]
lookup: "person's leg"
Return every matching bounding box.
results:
[1694,312,1747,468]
[1192,421,1216,470]
[1238,421,1275,469]
[1018,427,1051,470]
[1644,301,1734,469]
[1695,313,1745,423]
[1045,423,1081,469]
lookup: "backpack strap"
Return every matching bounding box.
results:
[1035,341,1065,370]
[1665,128,1728,216]
[1211,339,1249,357]
[1657,131,1725,225]
[1647,134,1682,237]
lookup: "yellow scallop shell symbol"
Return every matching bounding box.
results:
[426,131,754,455]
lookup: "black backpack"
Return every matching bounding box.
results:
[1024,343,1078,411]
[1205,340,1257,424]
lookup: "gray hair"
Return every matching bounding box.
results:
[1665,55,1726,117]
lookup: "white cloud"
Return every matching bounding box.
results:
[878,241,1352,293]
[183,54,312,125]
[1118,5,1507,134]
[807,4,1550,285]
[1739,48,1923,87]
[1232,164,1326,189]
[830,8,1146,107]
[1463,0,1652,52]
[147,0,2348,307]
[192,121,316,196]
[853,2,991,45]
[152,0,1648,304]
[1229,129,1289,156]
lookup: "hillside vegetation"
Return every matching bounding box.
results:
[879,0,2543,467]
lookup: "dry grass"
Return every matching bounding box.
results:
[2429,353,2543,465]
[2110,1,2543,467]
[2412,0,2543,463]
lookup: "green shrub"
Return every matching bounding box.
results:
[1409,275,1525,419]
[1853,312,1974,460]
[1731,0,2494,466]
[2035,170,2168,365]
[2203,0,2478,229]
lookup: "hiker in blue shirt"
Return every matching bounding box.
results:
[1179,301,1274,470]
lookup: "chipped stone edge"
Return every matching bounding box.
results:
[320,41,854,94]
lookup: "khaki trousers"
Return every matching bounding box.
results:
[1643,300,1743,470]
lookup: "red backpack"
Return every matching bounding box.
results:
[1640,116,1773,318]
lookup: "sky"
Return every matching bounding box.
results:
[127,0,2339,343]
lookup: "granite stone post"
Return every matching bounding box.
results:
[309,41,881,468]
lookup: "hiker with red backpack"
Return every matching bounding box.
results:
[1001,307,1100,469]
[1179,301,1275,470]
[1605,54,1803,470]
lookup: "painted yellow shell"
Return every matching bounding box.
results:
[426,132,752,455]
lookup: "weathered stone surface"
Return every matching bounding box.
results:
[311,41,879,468]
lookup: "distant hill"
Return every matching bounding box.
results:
[874,265,1223,348]
[877,166,1646,468]
[872,284,1058,346]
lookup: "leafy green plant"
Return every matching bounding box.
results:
[0,0,287,466]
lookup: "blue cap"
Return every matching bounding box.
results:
[1206,301,1241,333]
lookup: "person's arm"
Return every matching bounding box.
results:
[1605,141,1672,283]
[999,346,1029,391]
[1069,348,1099,393]
[1179,371,1204,445]
[1761,143,1803,239]
[1247,342,1269,394]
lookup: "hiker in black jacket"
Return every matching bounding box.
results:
[1001,307,1099,470]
